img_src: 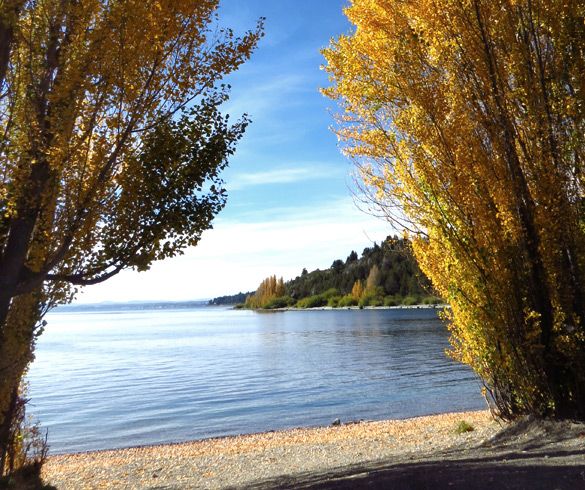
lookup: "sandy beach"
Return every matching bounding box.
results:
[42,410,497,489]
[41,409,585,489]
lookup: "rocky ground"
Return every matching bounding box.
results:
[42,410,585,489]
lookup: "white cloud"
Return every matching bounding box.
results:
[227,164,337,190]
[74,198,394,304]
[222,73,309,121]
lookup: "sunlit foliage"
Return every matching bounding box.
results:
[0,0,261,474]
[245,275,286,309]
[234,236,436,309]
[351,279,365,300]
[324,0,585,419]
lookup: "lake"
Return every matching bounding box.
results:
[26,306,485,454]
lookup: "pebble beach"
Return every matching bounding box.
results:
[42,410,500,489]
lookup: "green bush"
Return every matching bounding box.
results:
[401,295,419,306]
[421,295,443,305]
[296,294,328,308]
[359,288,384,307]
[321,288,340,299]
[338,294,358,307]
[263,296,294,309]
[358,294,384,307]
[327,296,341,307]
[384,296,398,307]
[369,296,384,307]
[455,420,474,434]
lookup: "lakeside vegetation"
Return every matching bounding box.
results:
[324,0,585,420]
[211,236,442,309]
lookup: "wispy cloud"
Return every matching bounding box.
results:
[75,198,395,304]
[222,73,310,120]
[227,165,336,191]
[68,2,378,306]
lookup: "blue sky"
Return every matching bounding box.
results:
[78,0,392,303]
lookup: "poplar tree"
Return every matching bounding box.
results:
[366,265,381,292]
[324,0,585,419]
[0,0,262,473]
[351,280,364,300]
[245,275,286,308]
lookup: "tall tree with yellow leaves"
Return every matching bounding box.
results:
[351,280,364,300]
[324,0,585,419]
[245,275,286,308]
[0,0,262,473]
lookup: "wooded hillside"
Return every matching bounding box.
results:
[210,236,439,308]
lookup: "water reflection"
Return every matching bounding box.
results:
[27,307,484,454]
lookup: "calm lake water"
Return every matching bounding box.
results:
[26,306,485,454]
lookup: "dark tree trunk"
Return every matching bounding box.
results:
[0,292,40,476]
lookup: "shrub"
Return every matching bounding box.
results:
[296,295,328,308]
[338,295,358,307]
[358,294,384,307]
[263,296,294,309]
[369,296,384,307]
[421,295,443,305]
[455,420,474,434]
[327,296,341,307]
[0,384,52,489]
[321,288,340,299]
[384,296,398,307]
[359,288,384,307]
[401,295,419,306]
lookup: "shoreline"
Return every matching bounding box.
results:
[45,407,485,457]
[238,303,449,312]
[280,304,447,311]
[43,410,499,489]
[42,409,585,489]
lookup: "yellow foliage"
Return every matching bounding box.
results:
[365,264,381,292]
[324,0,585,419]
[351,279,365,300]
[245,275,286,308]
[0,1,262,472]
[1,0,262,290]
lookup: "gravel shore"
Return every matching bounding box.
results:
[42,410,502,489]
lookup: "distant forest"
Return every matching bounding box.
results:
[209,292,251,306]
[209,236,441,308]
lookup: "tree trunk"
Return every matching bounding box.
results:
[0,292,42,476]
[0,0,25,89]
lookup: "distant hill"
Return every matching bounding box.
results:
[59,300,209,312]
[286,236,430,299]
[210,236,440,308]
[209,292,252,306]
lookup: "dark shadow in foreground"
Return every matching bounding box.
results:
[248,449,585,490]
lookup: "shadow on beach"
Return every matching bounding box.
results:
[255,450,585,489]
[252,418,585,490]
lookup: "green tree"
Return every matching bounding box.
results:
[0,0,262,475]
[324,0,585,419]
[331,259,344,272]
[346,251,358,263]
